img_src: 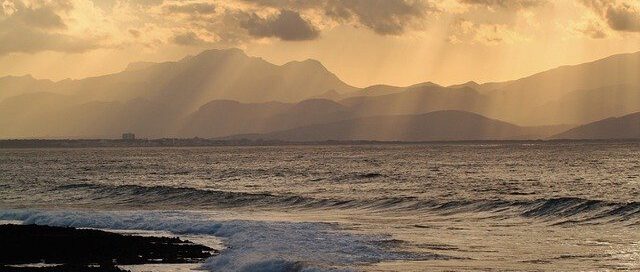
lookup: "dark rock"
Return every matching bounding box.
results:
[0,264,128,272]
[0,224,215,267]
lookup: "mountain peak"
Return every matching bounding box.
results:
[1,74,35,80]
[195,48,248,59]
[449,81,480,89]
[408,82,441,88]
[125,61,156,72]
[282,58,327,71]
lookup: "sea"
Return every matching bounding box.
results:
[1,142,639,271]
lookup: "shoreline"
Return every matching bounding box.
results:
[0,224,216,272]
[0,138,639,149]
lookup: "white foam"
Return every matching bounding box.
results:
[120,263,200,272]
[0,209,428,272]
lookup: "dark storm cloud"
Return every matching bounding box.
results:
[89,0,163,10]
[605,3,640,32]
[164,2,216,15]
[241,9,320,41]
[238,0,321,9]
[241,0,433,35]
[324,0,430,35]
[15,6,66,29]
[2,0,71,30]
[581,0,640,33]
[130,0,164,6]
[458,0,547,10]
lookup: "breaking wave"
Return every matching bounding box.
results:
[48,183,640,225]
[0,209,446,272]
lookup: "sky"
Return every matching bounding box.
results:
[1,0,640,87]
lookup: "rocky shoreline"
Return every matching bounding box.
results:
[0,224,216,272]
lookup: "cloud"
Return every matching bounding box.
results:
[1,0,71,30]
[458,0,547,10]
[237,0,318,9]
[474,24,521,44]
[572,19,608,39]
[171,31,210,45]
[241,9,320,41]
[0,0,105,55]
[325,0,432,35]
[16,7,65,29]
[241,0,434,35]
[606,3,640,32]
[163,2,216,15]
[581,0,640,33]
[0,25,100,55]
[448,19,529,45]
[129,0,164,7]
[128,28,141,37]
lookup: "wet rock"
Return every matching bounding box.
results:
[0,224,216,271]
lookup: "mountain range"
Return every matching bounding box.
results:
[552,112,640,140]
[0,48,638,140]
[223,110,570,142]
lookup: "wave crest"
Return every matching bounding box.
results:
[50,183,640,225]
[0,209,446,272]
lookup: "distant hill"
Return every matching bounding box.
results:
[551,112,640,139]
[338,51,640,126]
[479,52,640,125]
[0,48,356,105]
[0,49,357,138]
[353,82,442,96]
[527,84,640,125]
[339,84,489,117]
[124,61,156,72]
[226,110,567,142]
[180,99,354,138]
[0,94,171,139]
[315,82,449,104]
[1,48,638,139]
[0,75,55,102]
[479,51,640,103]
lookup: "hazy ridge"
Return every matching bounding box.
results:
[223,111,569,141]
[1,49,639,140]
[552,112,640,139]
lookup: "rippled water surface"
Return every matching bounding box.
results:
[1,142,639,271]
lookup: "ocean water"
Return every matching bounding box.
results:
[1,142,639,271]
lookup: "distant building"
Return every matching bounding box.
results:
[122,133,135,140]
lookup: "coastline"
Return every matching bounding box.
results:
[0,224,215,272]
[0,138,639,149]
